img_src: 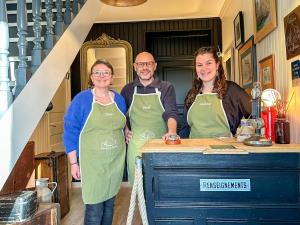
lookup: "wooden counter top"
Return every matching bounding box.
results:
[141,138,300,154]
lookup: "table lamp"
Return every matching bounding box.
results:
[243,84,280,146]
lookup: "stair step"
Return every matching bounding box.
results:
[7,0,67,3]
[6,1,68,11]
[9,40,43,57]
[8,21,50,27]
[7,9,58,14]
[9,56,32,62]
[9,36,45,43]
[8,25,48,38]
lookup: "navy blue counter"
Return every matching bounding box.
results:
[142,139,300,225]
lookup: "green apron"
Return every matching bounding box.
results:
[127,87,167,184]
[187,93,231,138]
[79,92,126,204]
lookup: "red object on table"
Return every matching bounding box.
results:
[261,106,277,141]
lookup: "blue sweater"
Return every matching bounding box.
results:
[63,89,127,156]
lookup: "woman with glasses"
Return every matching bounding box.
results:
[63,59,126,225]
[179,46,251,138]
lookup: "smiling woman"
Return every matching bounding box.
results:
[63,59,128,225]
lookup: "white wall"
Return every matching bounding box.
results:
[220,0,300,143]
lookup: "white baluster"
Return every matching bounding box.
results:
[0,0,13,117]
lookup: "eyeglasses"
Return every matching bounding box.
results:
[92,70,112,77]
[135,61,155,68]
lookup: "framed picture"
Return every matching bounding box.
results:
[259,54,275,90]
[253,0,277,43]
[234,11,244,48]
[238,36,257,94]
[284,5,300,60]
[222,43,235,81]
[225,58,232,81]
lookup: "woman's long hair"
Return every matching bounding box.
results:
[88,59,114,88]
[184,46,227,108]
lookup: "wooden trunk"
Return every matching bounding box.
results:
[35,152,69,218]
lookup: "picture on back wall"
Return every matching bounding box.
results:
[238,36,257,94]
[234,11,244,48]
[284,5,300,60]
[253,0,277,43]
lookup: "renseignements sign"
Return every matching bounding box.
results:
[200,179,251,191]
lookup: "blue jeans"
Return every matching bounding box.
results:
[84,196,116,225]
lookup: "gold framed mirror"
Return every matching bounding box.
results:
[80,33,133,92]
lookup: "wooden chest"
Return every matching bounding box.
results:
[35,151,69,217]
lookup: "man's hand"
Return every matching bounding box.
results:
[162,131,177,141]
[163,118,177,140]
[125,126,133,144]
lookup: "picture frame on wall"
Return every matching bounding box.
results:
[234,11,244,48]
[259,54,275,90]
[284,5,300,60]
[238,36,257,94]
[225,57,232,81]
[253,0,277,43]
[222,43,235,82]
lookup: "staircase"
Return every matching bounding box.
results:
[0,0,102,191]
[6,0,76,94]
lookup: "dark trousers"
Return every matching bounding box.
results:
[84,196,116,225]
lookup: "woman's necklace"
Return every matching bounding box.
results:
[94,89,112,104]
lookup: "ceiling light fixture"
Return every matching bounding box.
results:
[101,0,147,7]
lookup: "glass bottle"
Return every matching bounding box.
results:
[261,106,277,141]
[274,117,290,144]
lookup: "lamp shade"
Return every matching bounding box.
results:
[101,0,147,7]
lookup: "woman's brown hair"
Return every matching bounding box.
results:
[184,46,227,108]
[88,59,114,88]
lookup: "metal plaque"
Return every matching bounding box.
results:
[200,179,251,191]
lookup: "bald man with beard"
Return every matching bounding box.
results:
[121,52,178,185]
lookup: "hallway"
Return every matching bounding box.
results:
[61,183,142,225]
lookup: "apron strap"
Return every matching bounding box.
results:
[134,86,138,94]
[108,90,114,102]
[92,88,96,102]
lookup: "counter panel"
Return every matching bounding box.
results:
[143,150,300,225]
